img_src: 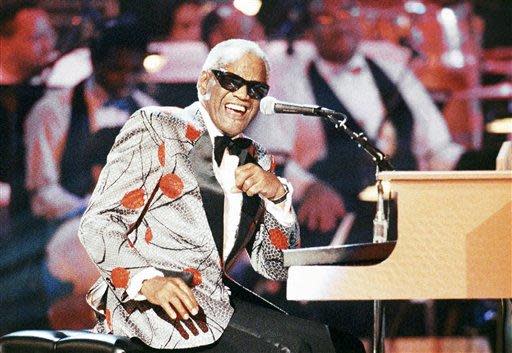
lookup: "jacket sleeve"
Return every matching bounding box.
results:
[247,148,300,281]
[78,108,166,302]
[248,206,300,281]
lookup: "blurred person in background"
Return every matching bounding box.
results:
[167,0,204,42]
[200,4,265,49]
[0,1,56,85]
[0,1,56,229]
[0,127,122,334]
[0,18,156,334]
[0,1,58,333]
[45,127,121,330]
[24,17,157,223]
[243,0,466,337]
[282,0,464,246]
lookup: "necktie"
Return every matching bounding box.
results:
[214,136,252,166]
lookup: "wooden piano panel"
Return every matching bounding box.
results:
[287,171,512,301]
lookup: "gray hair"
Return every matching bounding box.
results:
[198,39,270,101]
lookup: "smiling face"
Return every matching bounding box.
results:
[198,53,267,137]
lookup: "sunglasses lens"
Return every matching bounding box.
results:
[248,84,269,100]
[212,70,269,100]
[214,71,242,92]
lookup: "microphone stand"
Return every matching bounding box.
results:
[316,109,394,353]
[318,110,394,172]
[371,179,388,353]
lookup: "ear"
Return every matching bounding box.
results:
[198,71,210,96]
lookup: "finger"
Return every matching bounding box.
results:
[241,177,253,192]
[161,301,177,320]
[235,165,260,187]
[174,280,199,315]
[235,164,254,180]
[169,295,190,320]
[241,176,261,193]
[169,283,197,316]
[235,163,258,173]
[246,180,264,197]
[235,170,250,190]
[238,166,260,183]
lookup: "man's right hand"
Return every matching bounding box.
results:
[298,181,345,233]
[140,276,199,321]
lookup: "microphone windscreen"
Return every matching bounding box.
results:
[259,96,277,115]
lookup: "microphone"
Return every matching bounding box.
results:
[260,96,394,171]
[260,96,345,118]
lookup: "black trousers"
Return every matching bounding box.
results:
[138,297,365,353]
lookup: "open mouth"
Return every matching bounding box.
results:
[225,103,248,116]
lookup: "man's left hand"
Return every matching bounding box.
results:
[235,163,286,200]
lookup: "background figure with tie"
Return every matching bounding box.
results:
[78,39,365,352]
[278,0,465,247]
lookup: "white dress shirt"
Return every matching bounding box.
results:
[198,103,295,260]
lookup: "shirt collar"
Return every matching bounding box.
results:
[316,51,367,78]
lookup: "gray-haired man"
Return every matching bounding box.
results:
[79,39,364,353]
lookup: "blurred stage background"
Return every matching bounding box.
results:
[0,1,510,352]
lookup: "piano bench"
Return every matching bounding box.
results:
[0,330,66,353]
[0,330,147,353]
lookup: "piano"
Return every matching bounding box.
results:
[284,171,512,352]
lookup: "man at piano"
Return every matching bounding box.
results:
[78,39,365,353]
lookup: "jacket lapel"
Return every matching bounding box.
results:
[188,130,226,263]
[225,152,265,269]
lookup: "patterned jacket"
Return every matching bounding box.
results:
[78,102,300,349]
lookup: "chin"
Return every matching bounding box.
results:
[223,128,242,137]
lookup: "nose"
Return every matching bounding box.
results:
[233,84,250,100]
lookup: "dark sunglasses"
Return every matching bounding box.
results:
[211,69,269,100]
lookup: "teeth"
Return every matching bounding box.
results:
[226,103,247,113]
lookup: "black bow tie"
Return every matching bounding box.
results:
[214,136,252,166]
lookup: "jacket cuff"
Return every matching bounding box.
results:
[261,177,296,227]
[126,267,164,301]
